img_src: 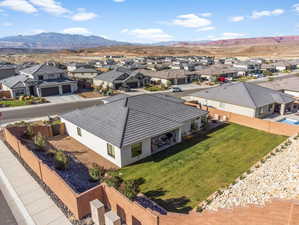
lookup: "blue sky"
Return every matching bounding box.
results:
[0,0,298,43]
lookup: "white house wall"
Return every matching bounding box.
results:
[191,97,256,117]
[61,118,122,167]
[285,90,299,98]
[121,138,152,167]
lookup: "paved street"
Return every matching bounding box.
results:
[0,190,18,225]
[0,99,104,125]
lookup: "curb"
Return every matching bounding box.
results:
[0,168,36,225]
[0,97,105,112]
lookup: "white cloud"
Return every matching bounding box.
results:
[230,16,244,22]
[200,12,212,17]
[2,22,12,26]
[0,0,37,13]
[113,0,125,2]
[71,11,97,21]
[31,29,46,34]
[208,32,246,40]
[126,28,173,43]
[121,28,129,33]
[293,4,299,13]
[63,27,91,35]
[251,9,284,19]
[29,0,69,15]
[172,14,211,28]
[197,26,215,32]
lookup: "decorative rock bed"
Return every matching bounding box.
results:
[204,136,299,211]
[21,138,100,193]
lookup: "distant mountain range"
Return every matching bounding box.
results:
[1,33,299,51]
[0,32,129,50]
[173,36,299,47]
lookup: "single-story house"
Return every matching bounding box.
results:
[93,67,150,89]
[272,61,297,72]
[197,65,239,81]
[189,82,295,118]
[1,64,77,98]
[138,69,200,86]
[60,94,208,167]
[258,77,299,98]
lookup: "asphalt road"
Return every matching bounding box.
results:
[0,99,104,125]
[0,190,17,225]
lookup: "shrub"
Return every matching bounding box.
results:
[18,95,25,101]
[89,164,105,182]
[46,149,56,157]
[196,206,204,213]
[25,125,34,139]
[54,151,69,170]
[121,179,140,200]
[33,132,46,150]
[105,174,123,189]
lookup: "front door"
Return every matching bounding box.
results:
[29,86,35,96]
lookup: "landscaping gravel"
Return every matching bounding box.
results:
[2,138,93,225]
[23,140,100,193]
[206,138,299,210]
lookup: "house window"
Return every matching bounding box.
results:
[38,75,44,80]
[131,142,142,158]
[77,127,82,136]
[107,144,115,158]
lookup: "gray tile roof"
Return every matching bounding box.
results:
[258,77,299,92]
[72,67,98,73]
[0,74,33,88]
[94,67,132,83]
[20,64,65,76]
[190,82,294,108]
[61,94,207,148]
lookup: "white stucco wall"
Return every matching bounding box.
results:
[191,97,256,117]
[61,118,122,167]
[285,90,299,97]
[120,138,152,167]
[62,117,205,167]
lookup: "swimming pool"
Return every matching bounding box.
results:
[278,118,299,125]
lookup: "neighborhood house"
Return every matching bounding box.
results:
[93,67,150,90]
[189,82,295,118]
[60,94,208,167]
[0,64,78,98]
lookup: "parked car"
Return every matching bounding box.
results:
[170,87,183,92]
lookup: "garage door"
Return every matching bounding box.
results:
[62,85,71,94]
[177,78,186,84]
[41,87,59,97]
[127,82,138,88]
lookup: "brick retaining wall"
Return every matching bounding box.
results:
[4,127,160,223]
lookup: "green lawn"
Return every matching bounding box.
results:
[119,123,286,213]
[0,100,28,107]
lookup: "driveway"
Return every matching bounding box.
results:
[46,94,84,104]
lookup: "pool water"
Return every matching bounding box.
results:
[278,118,299,125]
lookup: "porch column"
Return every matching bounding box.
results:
[290,103,295,112]
[280,104,286,115]
[177,128,182,143]
[58,86,63,95]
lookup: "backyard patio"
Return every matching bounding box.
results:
[119,123,287,213]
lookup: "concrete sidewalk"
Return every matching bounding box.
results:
[0,140,71,225]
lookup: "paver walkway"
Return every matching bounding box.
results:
[0,140,71,225]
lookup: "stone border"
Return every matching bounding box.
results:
[196,134,298,212]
